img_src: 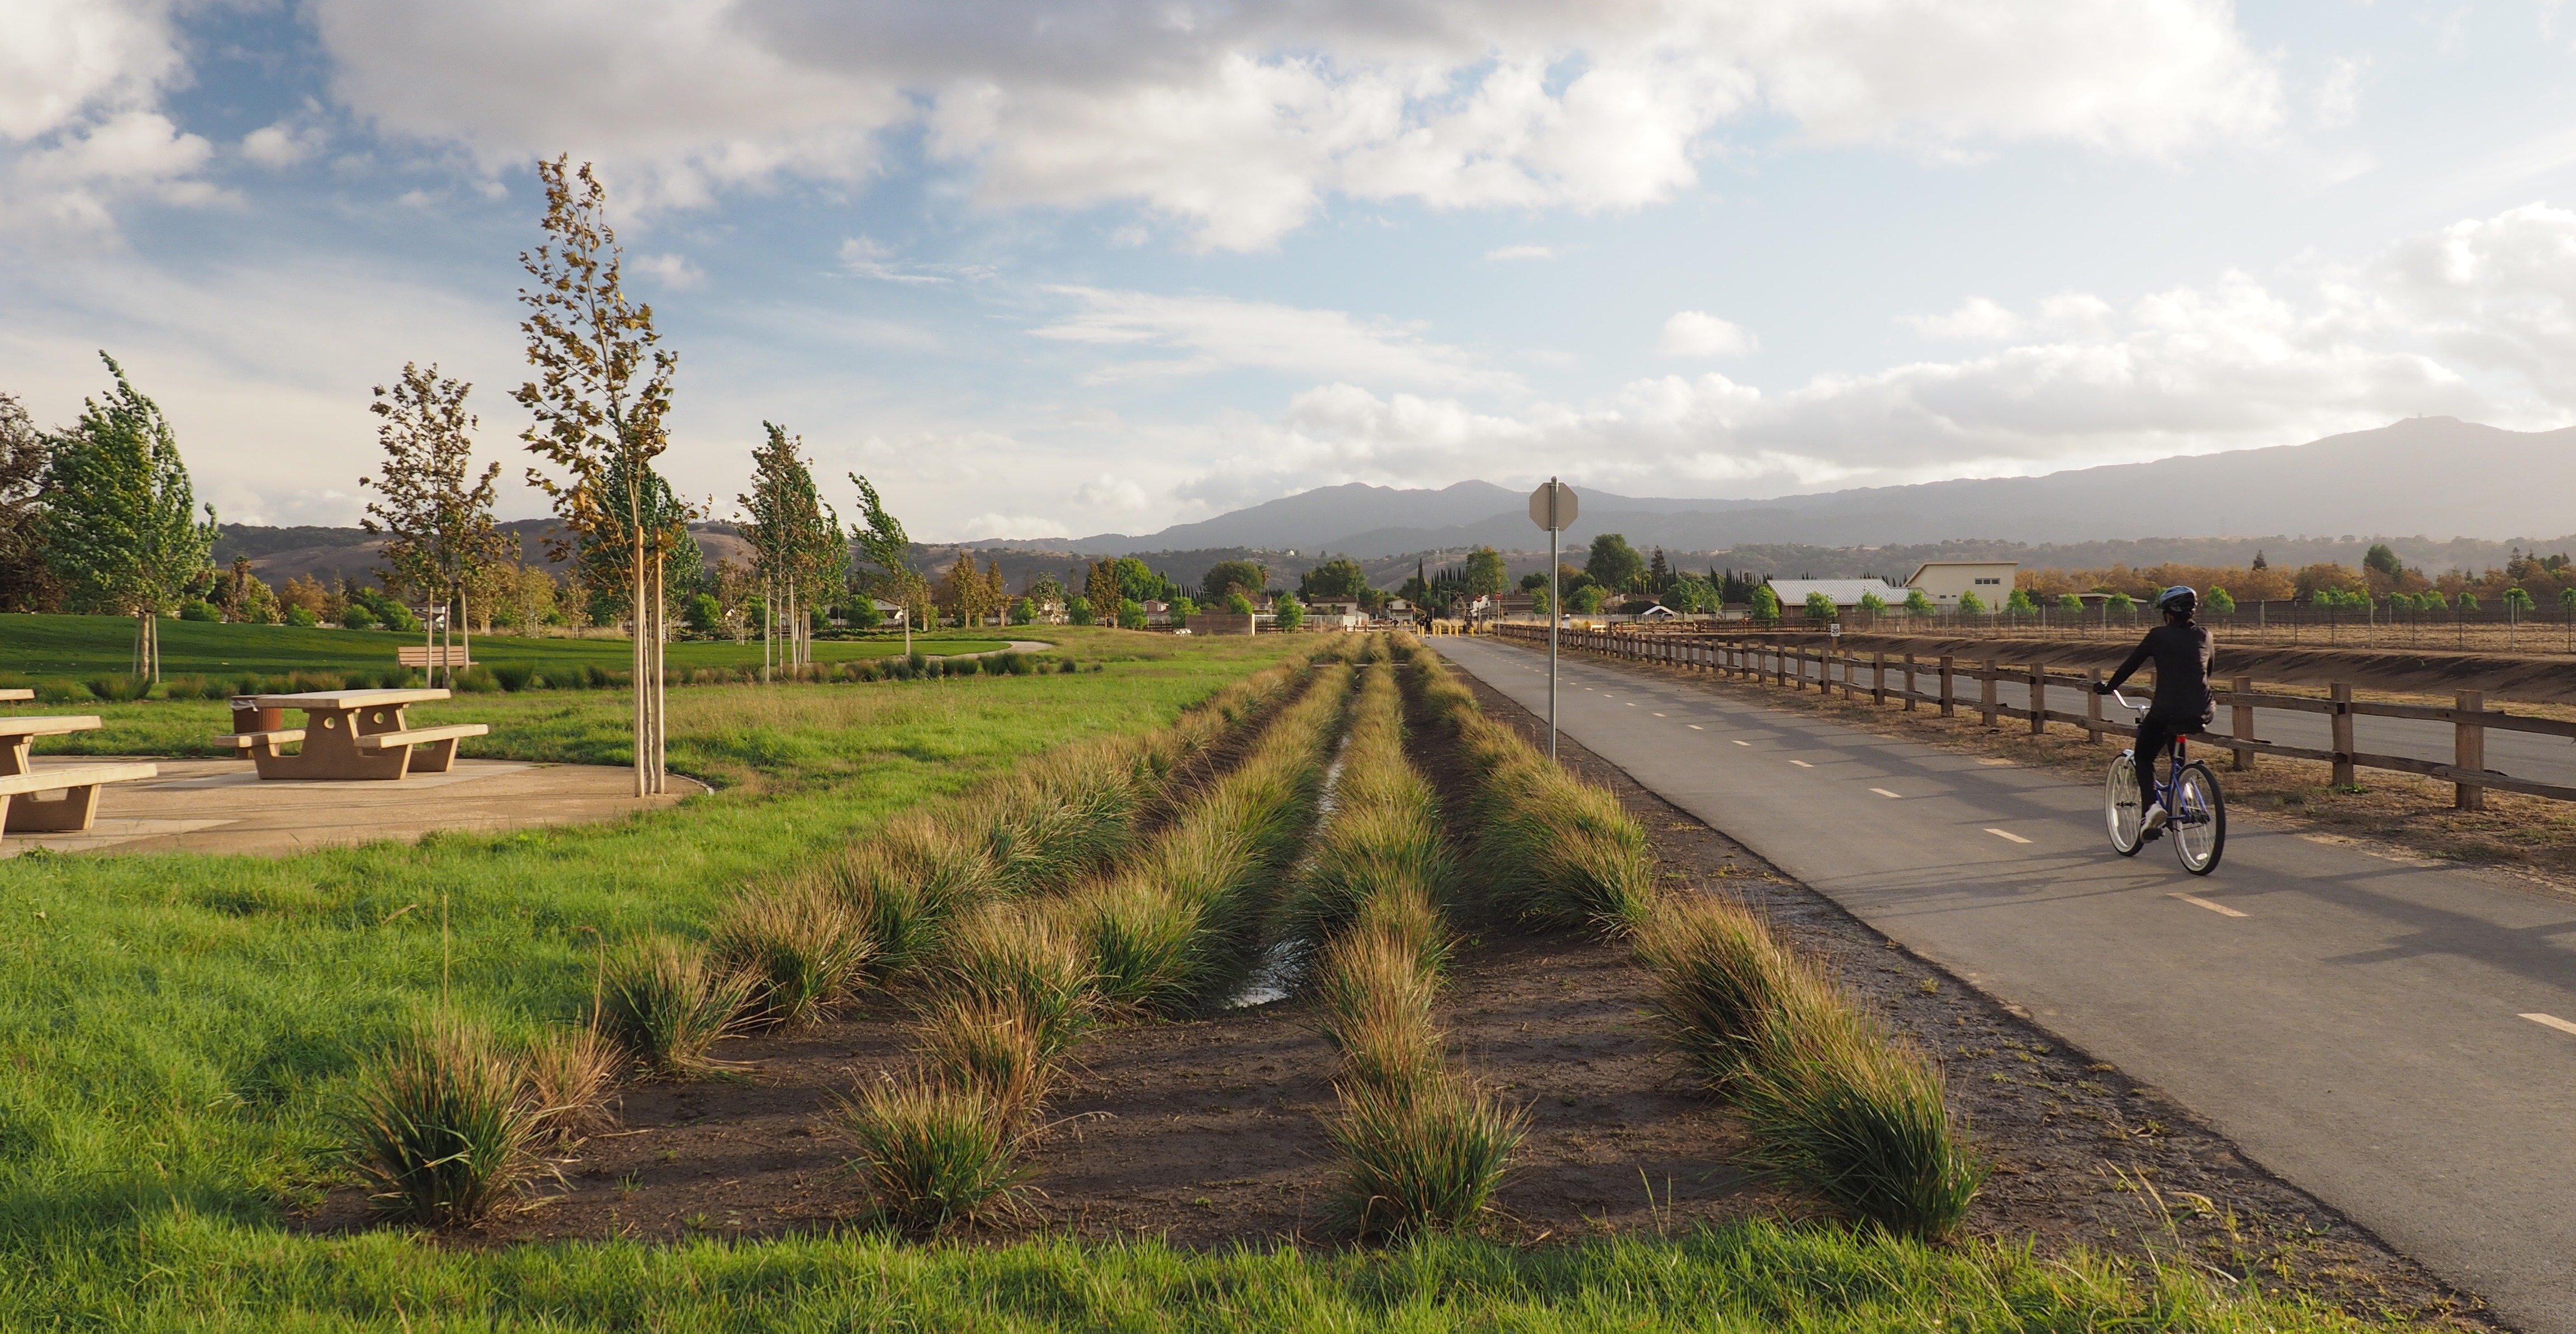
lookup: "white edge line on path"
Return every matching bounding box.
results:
[1985,828,2030,844]
[2522,1013,2576,1038]
[2171,893,2248,919]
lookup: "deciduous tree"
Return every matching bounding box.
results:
[362,363,512,684]
[741,423,839,674]
[516,156,683,795]
[42,354,217,680]
[849,473,929,652]
[0,392,61,612]
[1584,534,1645,594]
[1200,559,1267,604]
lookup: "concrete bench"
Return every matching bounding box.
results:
[0,760,158,842]
[354,723,489,773]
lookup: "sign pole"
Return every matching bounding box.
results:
[1528,478,1577,765]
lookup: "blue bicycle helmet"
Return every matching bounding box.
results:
[2157,585,2197,615]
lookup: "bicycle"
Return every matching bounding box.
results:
[2103,690,2226,875]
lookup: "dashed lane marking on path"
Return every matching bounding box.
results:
[2171,893,2247,919]
[1869,789,1902,799]
[1985,828,2031,844]
[1687,724,1703,730]
[1732,740,1751,746]
[2522,1013,2576,1038]
[1789,760,1815,768]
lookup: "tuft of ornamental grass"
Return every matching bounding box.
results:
[1311,929,1446,1100]
[1329,1077,1524,1239]
[825,814,998,977]
[1352,886,1450,979]
[516,1023,622,1145]
[915,995,1057,1134]
[1074,878,1210,1017]
[841,1077,1024,1236]
[1734,988,1989,1241]
[711,881,877,1029]
[1633,894,1810,1094]
[1285,800,1450,942]
[598,936,756,1078]
[936,908,1095,1058]
[976,740,1146,896]
[344,1022,546,1228]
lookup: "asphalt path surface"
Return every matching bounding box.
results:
[1435,635,2576,1333]
[1780,649,2576,787]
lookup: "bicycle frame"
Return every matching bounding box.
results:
[2107,689,2188,801]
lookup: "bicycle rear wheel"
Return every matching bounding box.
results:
[2171,761,2227,875]
[2104,754,2145,856]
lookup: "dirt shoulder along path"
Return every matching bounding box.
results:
[300,661,2479,1325]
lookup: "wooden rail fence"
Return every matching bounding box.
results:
[1495,624,2575,811]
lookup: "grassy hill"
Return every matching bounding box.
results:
[0,614,1016,687]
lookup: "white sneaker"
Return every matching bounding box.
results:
[2142,803,2168,833]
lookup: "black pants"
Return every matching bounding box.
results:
[2134,717,2200,804]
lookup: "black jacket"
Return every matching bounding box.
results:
[2106,621,2215,725]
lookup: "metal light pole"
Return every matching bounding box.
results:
[1528,478,1578,762]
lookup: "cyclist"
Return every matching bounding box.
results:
[2094,586,2215,836]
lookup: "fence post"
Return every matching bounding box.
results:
[2086,668,2104,743]
[1939,656,1955,717]
[2455,690,2486,811]
[2330,682,2355,788]
[1981,658,2000,729]
[2029,663,2046,735]
[1904,653,1917,711]
[2230,675,2254,772]
[1874,651,1887,706]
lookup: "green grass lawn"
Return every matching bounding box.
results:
[0,627,2425,1331]
[0,612,1018,685]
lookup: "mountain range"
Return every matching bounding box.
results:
[1032,417,2575,558]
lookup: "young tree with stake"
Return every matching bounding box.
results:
[361,364,512,686]
[515,157,684,796]
[42,354,217,682]
[849,473,927,654]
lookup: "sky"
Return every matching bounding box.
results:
[7,1,2576,543]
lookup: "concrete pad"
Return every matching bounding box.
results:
[0,758,703,860]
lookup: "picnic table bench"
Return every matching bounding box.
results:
[397,645,474,670]
[0,689,30,702]
[219,689,489,781]
[0,714,158,842]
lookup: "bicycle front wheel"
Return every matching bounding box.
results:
[2171,761,2227,875]
[2105,754,2145,856]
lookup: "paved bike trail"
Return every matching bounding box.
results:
[1433,635,2576,1333]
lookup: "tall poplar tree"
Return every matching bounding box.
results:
[360,363,511,686]
[740,423,838,676]
[42,353,217,681]
[516,157,683,796]
[849,473,928,653]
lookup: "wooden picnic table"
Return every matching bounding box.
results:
[0,714,158,839]
[217,688,490,781]
[0,689,30,702]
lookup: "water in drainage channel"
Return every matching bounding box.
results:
[1222,680,1360,1009]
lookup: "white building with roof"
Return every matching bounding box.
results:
[1905,561,2018,607]
[1766,578,1914,612]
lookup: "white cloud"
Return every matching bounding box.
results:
[1658,310,1756,358]
[2314,56,2366,130]
[837,235,955,284]
[1485,244,1555,261]
[242,107,331,168]
[0,1,216,237]
[288,0,2282,248]
[1033,286,1516,391]
[631,251,705,289]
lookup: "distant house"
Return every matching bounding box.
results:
[1905,561,2018,607]
[1765,578,1913,615]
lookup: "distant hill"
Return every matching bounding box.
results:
[1015,417,2576,558]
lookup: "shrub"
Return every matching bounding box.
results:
[1059,658,1079,675]
[343,1022,545,1227]
[32,679,90,704]
[285,606,319,628]
[1734,989,1987,1241]
[841,1077,1022,1236]
[454,667,500,694]
[491,664,535,692]
[710,882,876,1029]
[1329,1079,1523,1238]
[517,1023,622,1144]
[1312,929,1444,1100]
[84,674,143,703]
[1633,894,1808,1094]
[937,908,1093,1058]
[598,937,755,1077]
[915,996,1056,1134]
[179,599,220,621]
